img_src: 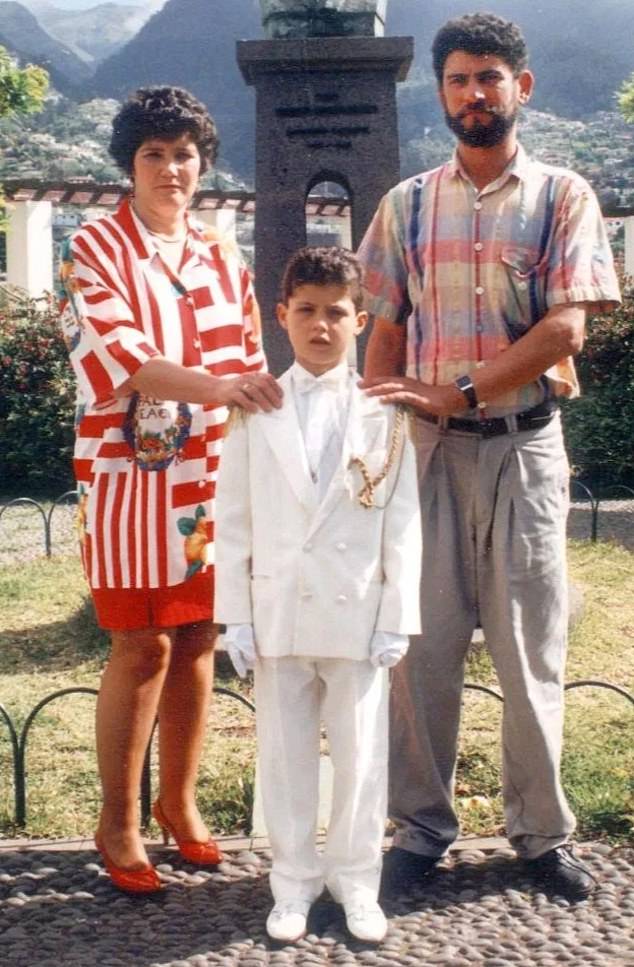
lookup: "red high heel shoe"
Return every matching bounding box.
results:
[152,800,223,865]
[94,834,162,894]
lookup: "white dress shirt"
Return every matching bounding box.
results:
[290,360,351,503]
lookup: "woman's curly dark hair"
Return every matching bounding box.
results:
[432,13,529,83]
[109,86,219,175]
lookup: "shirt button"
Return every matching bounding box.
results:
[518,281,528,290]
[474,242,483,252]
[336,594,347,603]
[474,201,482,211]
[476,325,483,333]
[198,480,206,488]
[193,338,201,349]
[304,543,313,552]
[336,542,347,551]
[475,286,485,296]
[301,590,312,599]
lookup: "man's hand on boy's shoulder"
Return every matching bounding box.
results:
[359,375,461,417]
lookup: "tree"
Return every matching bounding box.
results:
[617,73,634,123]
[0,46,48,226]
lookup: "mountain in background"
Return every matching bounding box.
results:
[0,0,92,91]
[87,0,634,174]
[30,1,153,65]
[2,0,634,191]
[92,0,261,173]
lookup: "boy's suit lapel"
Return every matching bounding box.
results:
[257,369,319,514]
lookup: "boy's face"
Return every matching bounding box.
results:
[277,283,367,376]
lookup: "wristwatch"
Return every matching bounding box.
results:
[454,374,478,409]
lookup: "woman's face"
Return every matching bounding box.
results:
[131,132,201,216]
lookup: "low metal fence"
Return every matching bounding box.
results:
[0,686,255,829]
[0,681,631,833]
[2,482,634,555]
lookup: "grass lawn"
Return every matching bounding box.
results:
[0,503,632,844]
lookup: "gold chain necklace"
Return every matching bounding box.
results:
[349,406,405,509]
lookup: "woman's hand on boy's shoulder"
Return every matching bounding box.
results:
[216,372,283,413]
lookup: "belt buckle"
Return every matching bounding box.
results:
[478,417,508,439]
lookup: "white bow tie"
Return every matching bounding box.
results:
[295,370,348,394]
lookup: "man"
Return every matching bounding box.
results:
[357,12,620,900]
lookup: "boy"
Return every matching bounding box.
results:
[214,247,421,943]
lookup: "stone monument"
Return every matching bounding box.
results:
[260,0,387,38]
[240,0,412,372]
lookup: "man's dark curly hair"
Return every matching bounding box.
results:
[432,12,529,83]
[281,246,364,310]
[109,86,219,175]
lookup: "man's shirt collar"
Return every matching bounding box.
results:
[448,142,529,191]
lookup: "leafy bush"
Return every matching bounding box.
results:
[562,276,634,490]
[0,288,75,495]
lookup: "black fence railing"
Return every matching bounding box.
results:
[2,483,634,555]
[569,481,634,543]
[0,686,255,829]
[0,681,631,833]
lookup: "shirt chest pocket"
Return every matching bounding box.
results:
[500,245,550,331]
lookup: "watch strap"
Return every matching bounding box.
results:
[454,374,478,409]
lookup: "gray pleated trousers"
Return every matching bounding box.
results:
[390,412,577,861]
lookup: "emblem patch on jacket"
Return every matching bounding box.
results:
[123,393,192,471]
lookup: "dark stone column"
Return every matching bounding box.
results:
[238,35,413,374]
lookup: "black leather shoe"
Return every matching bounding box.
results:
[527,844,597,900]
[380,846,438,896]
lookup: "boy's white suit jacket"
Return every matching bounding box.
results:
[214,368,422,659]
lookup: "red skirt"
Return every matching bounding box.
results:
[91,567,214,631]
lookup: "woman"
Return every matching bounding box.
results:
[59,86,281,893]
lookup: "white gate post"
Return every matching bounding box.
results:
[195,207,237,242]
[5,200,54,296]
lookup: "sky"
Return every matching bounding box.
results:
[29,0,165,10]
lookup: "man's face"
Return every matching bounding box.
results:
[439,51,533,148]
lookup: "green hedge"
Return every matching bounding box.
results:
[562,277,634,490]
[0,288,75,495]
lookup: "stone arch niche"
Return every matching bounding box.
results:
[305,171,352,249]
[238,16,412,373]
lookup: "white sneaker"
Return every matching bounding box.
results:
[266,899,311,942]
[344,900,388,943]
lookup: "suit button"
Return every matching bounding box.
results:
[336,594,347,603]
[336,542,347,551]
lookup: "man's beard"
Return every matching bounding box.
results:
[445,106,517,148]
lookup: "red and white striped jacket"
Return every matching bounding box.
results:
[59,198,265,590]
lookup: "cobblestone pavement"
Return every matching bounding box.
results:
[1,842,633,966]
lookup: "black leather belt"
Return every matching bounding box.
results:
[418,400,557,438]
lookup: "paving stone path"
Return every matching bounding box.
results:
[1,842,633,966]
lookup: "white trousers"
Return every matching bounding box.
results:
[254,656,389,905]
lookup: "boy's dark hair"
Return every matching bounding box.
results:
[109,86,219,175]
[431,12,529,83]
[281,246,364,310]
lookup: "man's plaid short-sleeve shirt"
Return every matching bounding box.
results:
[358,145,621,416]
